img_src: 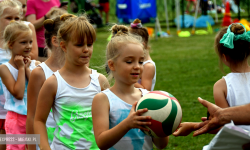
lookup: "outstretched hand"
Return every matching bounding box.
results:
[173,122,200,136]
[193,97,223,136]
[125,101,152,132]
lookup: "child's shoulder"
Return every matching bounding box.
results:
[30,66,46,81]
[35,60,41,66]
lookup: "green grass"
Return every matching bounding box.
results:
[89,25,231,149]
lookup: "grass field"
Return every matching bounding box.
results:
[88,25,231,149]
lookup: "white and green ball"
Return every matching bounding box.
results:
[135,91,182,138]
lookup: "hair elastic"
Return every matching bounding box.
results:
[130,23,142,28]
[220,23,250,49]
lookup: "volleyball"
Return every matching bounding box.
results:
[135,91,182,138]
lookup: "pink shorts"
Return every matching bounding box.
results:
[5,111,27,150]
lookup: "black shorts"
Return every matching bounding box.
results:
[38,47,47,57]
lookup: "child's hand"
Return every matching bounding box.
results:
[125,101,151,131]
[14,55,25,69]
[173,122,199,136]
[24,56,31,69]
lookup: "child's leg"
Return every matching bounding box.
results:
[5,111,27,150]
[0,119,6,150]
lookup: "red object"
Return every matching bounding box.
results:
[99,2,110,13]
[147,119,167,137]
[222,1,232,26]
[233,18,240,23]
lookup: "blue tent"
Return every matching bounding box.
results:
[116,0,157,23]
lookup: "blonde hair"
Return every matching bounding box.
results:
[0,0,22,18]
[106,24,144,81]
[3,21,32,50]
[58,14,96,45]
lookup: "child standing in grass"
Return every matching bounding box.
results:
[173,23,250,136]
[92,24,168,150]
[34,14,109,150]
[0,21,40,150]
[130,19,156,91]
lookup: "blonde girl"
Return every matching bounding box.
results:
[0,21,40,150]
[92,24,168,150]
[27,15,65,150]
[34,14,108,150]
[130,19,156,91]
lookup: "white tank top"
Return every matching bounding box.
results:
[51,69,101,150]
[2,60,36,115]
[0,48,11,119]
[102,88,153,150]
[223,72,250,131]
[37,62,57,145]
[138,60,156,91]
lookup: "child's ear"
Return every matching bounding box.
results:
[8,42,13,50]
[51,36,59,47]
[222,54,227,62]
[60,41,67,53]
[108,60,115,71]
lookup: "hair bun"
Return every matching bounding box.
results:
[60,14,77,21]
[111,24,129,37]
[133,19,141,24]
[231,23,245,34]
[44,19,55,32]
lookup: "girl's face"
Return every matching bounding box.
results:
[18,0,27,18]
[9,31,33,57]
[0,7,20,33]
[111,43,144,84]
[62,37,93,66]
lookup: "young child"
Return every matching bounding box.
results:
[17,0,38,60]
[26,15,65,150]
[130,19,156,91]
[0,21,40,150]
[34,14,109,150]
[0,1,23,148]
[173,23,250,136]
[92,24,169,150]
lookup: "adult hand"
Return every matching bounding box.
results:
[193,97,223,136]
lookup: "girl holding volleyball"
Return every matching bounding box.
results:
[92,24,168,150]
[0,21,40,150]
[34,14,108,150]
[129,19,156,91]
[174,23,250,136]
[26,14,65,150]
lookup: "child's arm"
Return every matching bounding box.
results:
[213,78,229,108]
[173,122,201,136]
[27,67,45,150]
[98,73,110,91]
[34,75,57,150]
[92,94,151,149]
[0,56,26,100]
[134,63,155,91]
[152,136,169,149]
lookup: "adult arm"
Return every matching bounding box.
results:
[34,75,57,150]
[27,67,45,150]
[92,94,151,149]
[134,63,155,91]
[28,23,38,60]
[193,98,250,136]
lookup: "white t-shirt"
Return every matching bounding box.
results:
[2,60,36,115]
[223,72,250,131]
[51,69,101,150]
